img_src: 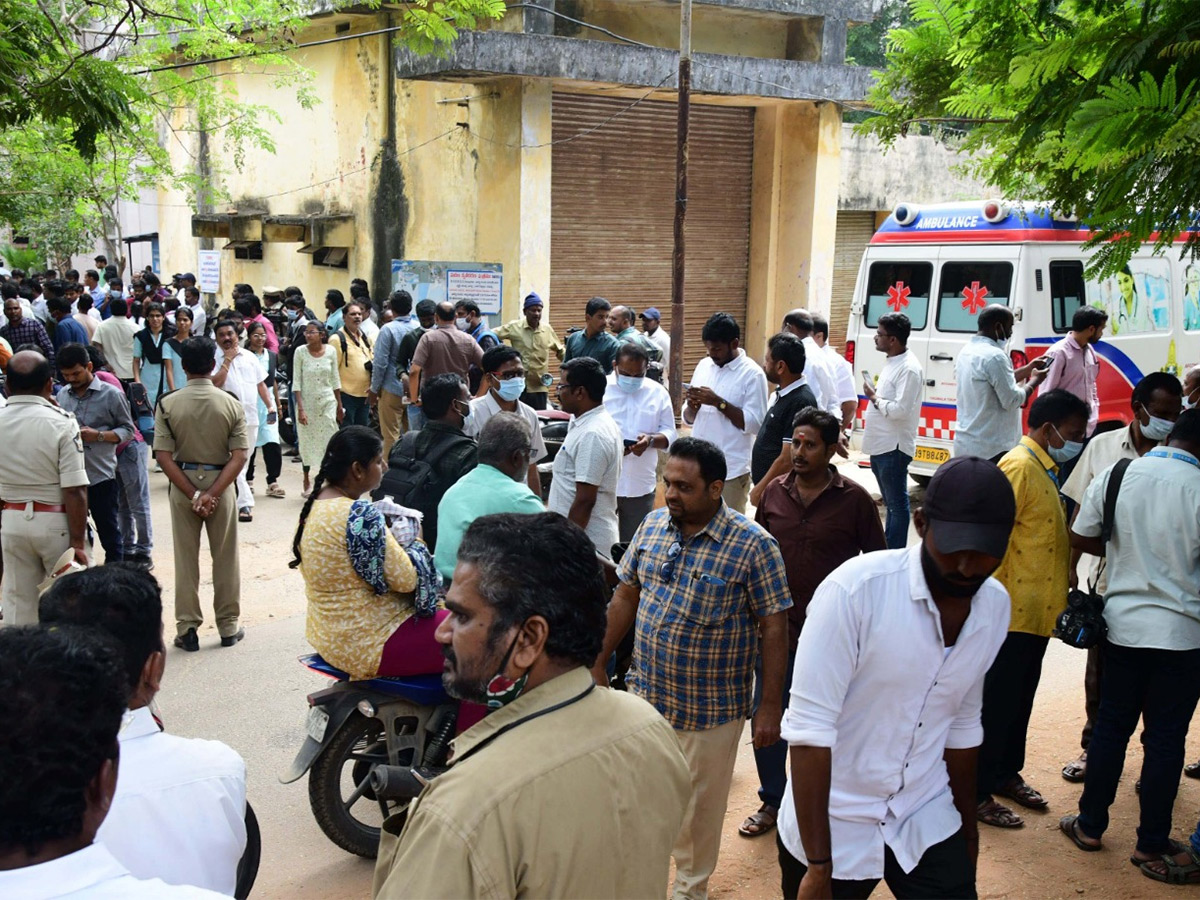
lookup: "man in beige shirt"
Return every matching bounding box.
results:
[374,511,690,899]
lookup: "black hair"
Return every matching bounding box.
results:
[561,357,607,402]
[422,373,466,419]
[233,282,252,296]
[243,320,266,345]
[56,342,91,371]
[457,513,608,667]
[584,296,611,317]
[42,279,66,301]
[108,278,123,291]
[283,294,306,309]
[1168,408,1200,446]
[85,269,99,282]
[77,293,93,313]
[615,341,649,366]
[180,336,218,375]
[214,318,239,337]
[325,288,346,310]
[457,300,481,317]
[174,305,194,327]
[766,332,806,375]
[350,277,368,288]
[86,344,110,372]
[783,309,813,334]
[792,406,841,447]
[39,565,164,697]
[95,255,108,264]
[811,313,830,339]
[701,312,740,344]
[183,286,200,302]
[291,425,383,569]
[977,305,1012,332]
[237,294,263,316]
[415,299,437,319]
[283,285,302,298]
[0,626,126,855]
[349,283,369,300]
[1028,388,1090,429]
[878,312,913,345]
[1072,306,1109,331]
[481,345,521,374]
[144,301,165,319]
[669,436,727,485]
[46,296,71,316]
[7,352,53,392]
[110,298,128,317]
[65,269,79,282]
[302,320,328,343]
[388,290,413,316]
[0,281,16,299]
[1132,371,1182,408]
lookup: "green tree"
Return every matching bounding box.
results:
[862,0,1200,274]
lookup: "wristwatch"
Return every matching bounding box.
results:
[192,489,202,503]
[718,400,728,412]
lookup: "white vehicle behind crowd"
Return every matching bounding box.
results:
[845,200,1200,482]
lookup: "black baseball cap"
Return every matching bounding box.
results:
[922,457,1016,558]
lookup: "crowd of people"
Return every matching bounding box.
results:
[1,258,1199,900]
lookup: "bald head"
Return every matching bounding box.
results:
[7,350,53,396]
[782,308,813,337]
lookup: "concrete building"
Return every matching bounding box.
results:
[160,1,874,369]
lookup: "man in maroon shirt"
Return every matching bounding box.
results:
[739,406,886,839]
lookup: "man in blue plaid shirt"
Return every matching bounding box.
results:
[593,436,792,899]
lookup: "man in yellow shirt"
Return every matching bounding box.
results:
[976,389,1090,829]
[494,292,564,410]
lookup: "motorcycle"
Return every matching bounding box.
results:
[280,654,458,858]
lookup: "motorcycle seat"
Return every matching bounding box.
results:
[300,653,449,706]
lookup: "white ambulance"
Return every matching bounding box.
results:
[845,200,1200,482]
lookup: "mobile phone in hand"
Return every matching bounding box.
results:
[861,369,873,384]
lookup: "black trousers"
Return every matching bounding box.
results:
[88,478,123,562]
[247,443,282,485]
[778,831,976,899]
[977,631,1049,801]
[520,390,548,410]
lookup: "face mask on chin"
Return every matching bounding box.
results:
[444,629,530,709]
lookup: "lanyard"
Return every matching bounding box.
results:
[1020,444,1059,487]
[1145,448,1200,469]
[453,683,595,765]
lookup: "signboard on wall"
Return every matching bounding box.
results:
[197,250,221,295]
[391,260,503,315]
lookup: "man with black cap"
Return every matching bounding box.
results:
[496,291,564,410]
[777,456,1016,900]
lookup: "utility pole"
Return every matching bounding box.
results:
[669,0,691,413]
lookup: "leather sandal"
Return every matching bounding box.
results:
[738,804,778,838]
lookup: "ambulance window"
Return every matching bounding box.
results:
[1050,261,1087,333]
[936,262,1014,333]
[864,263,932,330]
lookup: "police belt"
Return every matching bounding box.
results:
[178,462,225,471]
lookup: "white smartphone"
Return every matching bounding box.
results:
[682,382,692,391]
[861,369,874,384]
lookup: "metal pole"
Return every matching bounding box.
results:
[669,0,691,414]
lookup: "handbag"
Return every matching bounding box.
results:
[1054,457,1131,649]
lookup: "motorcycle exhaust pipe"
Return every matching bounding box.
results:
[369,765,443,801]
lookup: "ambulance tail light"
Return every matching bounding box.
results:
[893,203,919,226]
[1010,349,1028,370]
[845,340,855,366]
[982,200,1009,224]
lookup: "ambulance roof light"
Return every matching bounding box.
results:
[982,200,1009,224]
[893,203,919,226]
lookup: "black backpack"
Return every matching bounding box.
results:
[371,429,476,550]
[124,379,155,443]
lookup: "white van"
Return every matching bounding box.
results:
[845,200,1200,482]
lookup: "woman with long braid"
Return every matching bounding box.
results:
[291,426,447,680]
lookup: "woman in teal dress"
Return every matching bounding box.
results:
[132,302,171,405]
[162,305,193,392]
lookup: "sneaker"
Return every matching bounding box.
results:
[174,628,199,652]
[266,482,286,499]
[220,628,246,647]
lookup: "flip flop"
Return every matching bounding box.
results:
[1060,815,1102,852]
[1186,761,1200,780]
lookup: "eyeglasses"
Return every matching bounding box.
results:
[496,370,525,380]
[660,541,682,584]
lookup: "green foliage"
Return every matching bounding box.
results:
[862,0,1200,276]
[0,245,48,272]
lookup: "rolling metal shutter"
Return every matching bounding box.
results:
[830,211,876,352]
[549,93,754,378]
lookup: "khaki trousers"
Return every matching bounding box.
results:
[378,390,407,458]
[169,470,241,637]
[671,718,744,900]
[0,507,71,626]
[721,472,751,514]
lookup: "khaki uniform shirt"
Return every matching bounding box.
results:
[153,380,250,465]
[495,318,565,394]
[0,396,89,504]
[373,667,691,899]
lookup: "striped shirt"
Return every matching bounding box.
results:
[618,504,793,731]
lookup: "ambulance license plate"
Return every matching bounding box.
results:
[914,445,950,465]
[306,706,330,743]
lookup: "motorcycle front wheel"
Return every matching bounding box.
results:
[308,712,409,858]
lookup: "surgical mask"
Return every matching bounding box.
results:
[494,376,525,402]
[616,374,644,394]
[286,309,297,321]
[1140,407,1174,441]
[455,400,473,430]
[455,317,469,331]
[1048,425,1083,464]
[1184,392,1198,411]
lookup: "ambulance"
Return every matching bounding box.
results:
[844,200,1200,483]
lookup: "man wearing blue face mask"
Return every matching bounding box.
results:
[465,346,550,496]
[605,342,676,541]
[974,389,1090,831]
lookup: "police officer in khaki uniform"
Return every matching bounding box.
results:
[154,335,250,651]
[0,351,89,625]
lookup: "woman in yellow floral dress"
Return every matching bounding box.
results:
[290,425,447,680]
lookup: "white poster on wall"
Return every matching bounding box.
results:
[197,250,221,295]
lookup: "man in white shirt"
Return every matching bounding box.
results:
[40,564,247,895]
[640,306,671,362]
[862,312,925,549]
[211,318,275,522]
[465,345,550,497]
[782,309,841,420]
[0,627,222,898]
[954,305,1049,461]
[812,313,861,432]
[604,342,676,541]
[683,313,768,513]
[92,297,140,379]
[778,456,1016,899]
[1062,409,1200,866]
[548,357,623,558]
[181,280,207,336]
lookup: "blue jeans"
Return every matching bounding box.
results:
[751,647,798,809]
[406,404,426,433]
[342,394,370,428]
[870,449,912,550]
[1077,641,1200,853]
[116,441,153,558]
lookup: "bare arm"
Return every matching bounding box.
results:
[944,747,980,867]
[526,463,542,497]
[750,447,791,507]
[591,580,641,685]
[1070,529,1105,558]
[211,357,232,388]
[839,399,857,432]
[132,357,142,381]
[408,367,422,405]
[751,611,788,748]
[789,745,834,896]
[567,481,599,530]
[63,485,89,565]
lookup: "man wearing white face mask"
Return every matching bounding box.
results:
[466,345,550,497]
[605,342,676,542]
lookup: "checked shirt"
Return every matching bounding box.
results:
[618,503,792,731]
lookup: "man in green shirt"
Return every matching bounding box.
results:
[563,296,620,376]
[435,412,545,579]
[495,292,564,411]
